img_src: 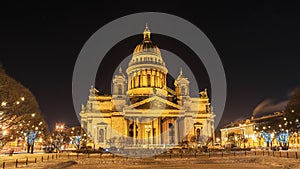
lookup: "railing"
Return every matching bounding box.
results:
[1,149,300,168]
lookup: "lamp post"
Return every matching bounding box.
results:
[239,124,246,148]
[54,123,65,152]
[145,125,151,149]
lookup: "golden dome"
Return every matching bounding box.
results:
[127,24,167,71]
[126,24,168,98]
[132,24,161,57]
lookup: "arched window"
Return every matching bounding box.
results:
[99,129,104,143]
[181,86,185,95]
[117,84,122,95]
[169,123,174,144]
[196,128,201,142]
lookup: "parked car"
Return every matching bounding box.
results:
[271,146,280,151]
[43,145,55,153]
[105,146,120,153]
[79,146,93,150]
[63,147,77,152]
[211,143,224,149]
[1,148,14,155]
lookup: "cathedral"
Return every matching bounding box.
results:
[80,25,215,149]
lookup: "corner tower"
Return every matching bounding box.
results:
[126,25,168,103]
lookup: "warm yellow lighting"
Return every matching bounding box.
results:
[1,101,7,107]
[145,125,151,132]
[3,130,7,136]
[16,101,20,105]
[21,97,25,101]
[31,113,35,117]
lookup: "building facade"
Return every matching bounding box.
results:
[220,112,294,148]
[80,25,215,149]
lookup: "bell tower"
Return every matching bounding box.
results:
[112,67,127,109]
[174,68,190,106]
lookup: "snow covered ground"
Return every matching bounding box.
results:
[2,153,299,169]
[0,152,300,169]
[67,156,300,169]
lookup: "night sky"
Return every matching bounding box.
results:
[1,1,300,131]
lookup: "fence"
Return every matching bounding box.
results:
[0,149,299,168]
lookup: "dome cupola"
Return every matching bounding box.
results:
[126,25,168,100]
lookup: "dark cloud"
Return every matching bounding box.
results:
[253,99,288,116]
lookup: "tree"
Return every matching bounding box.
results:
[284,86,300,132]
[0,66,50,149]
[256,86,300,150]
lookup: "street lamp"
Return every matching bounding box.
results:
[1,101,7,107]
[145,125,151,149]
[3,130,7,136]
[54,123,65,152]
[239,124,246,148]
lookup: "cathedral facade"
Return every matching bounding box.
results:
[80,25,215,149]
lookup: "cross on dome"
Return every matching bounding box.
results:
[143,23,151,41]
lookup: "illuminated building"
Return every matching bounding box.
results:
[80,25,215,149]
[220,112,287,148]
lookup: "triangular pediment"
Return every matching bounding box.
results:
[126,96,181,110]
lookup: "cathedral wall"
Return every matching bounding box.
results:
[111,114,127,138]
